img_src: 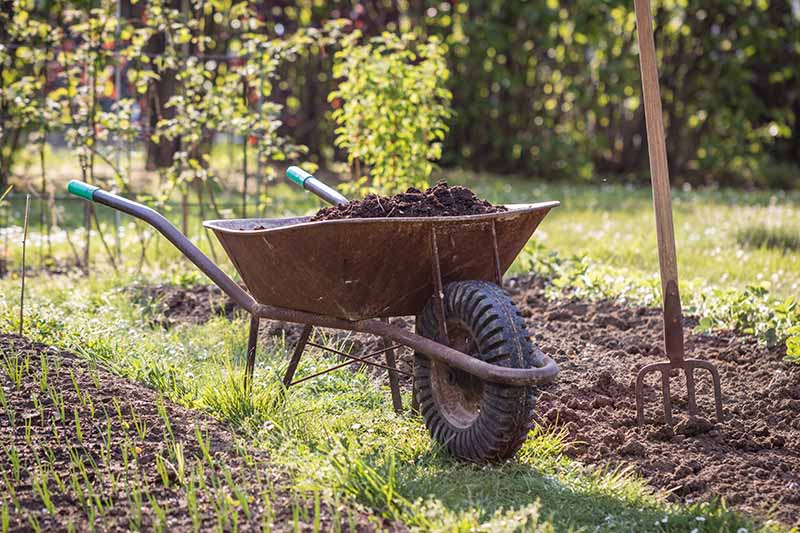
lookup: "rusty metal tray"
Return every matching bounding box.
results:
[204,202,559,320]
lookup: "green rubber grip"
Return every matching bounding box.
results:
[67,180,99,201]
[286,166,312,187]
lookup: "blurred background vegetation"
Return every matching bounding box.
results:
[2,0,799,195]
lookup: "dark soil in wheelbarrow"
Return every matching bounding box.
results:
[0,334,394,531]
[310,180,506,221]
[504,275,800,527]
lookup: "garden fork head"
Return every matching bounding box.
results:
[635,283,724,426]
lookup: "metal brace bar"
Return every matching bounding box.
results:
[291,343,412,386]
[490,220,503,285]
[283,324,313,387]
[244,315,260,392]
[430,227,448,343]
[383,318,404,414]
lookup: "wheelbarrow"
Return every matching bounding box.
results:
[67,178,560,462]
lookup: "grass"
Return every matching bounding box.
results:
[1,159,799,529]
[0,274,793,531]
[736,225,800,253]
[453,171,800,301]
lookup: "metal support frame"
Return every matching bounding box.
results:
[383,318,404,414]
[244,315,259,391]
[283,324,313,387]
[490,220,503,285]
[429,227,448,343]
[279,322,406,414]
[289,341,411,386]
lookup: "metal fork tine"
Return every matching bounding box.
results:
[691,360,724,422]
[635,369,647,425]
[661,369,673,426]
[685,367,698,416]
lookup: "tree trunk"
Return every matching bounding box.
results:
[144,0,182,170]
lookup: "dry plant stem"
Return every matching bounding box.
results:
[2,199,9,277]
[52,204,83,269]
[241,75,249,218]
[91,208,119,273]
[204,179,224,220]
[39,131,47,269]
[81,161,91,275]
[19,194,30,336]
[135,221,152,273]
[195,180,219,263]
[181,188,189,236]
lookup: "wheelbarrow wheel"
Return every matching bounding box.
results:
[414,280,543,462]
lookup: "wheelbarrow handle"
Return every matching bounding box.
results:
[66,180,257,312]
[286,166,349,207]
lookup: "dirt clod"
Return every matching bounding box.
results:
[310,181,506,221]
[674,416,715,437]
[619,439,646,456]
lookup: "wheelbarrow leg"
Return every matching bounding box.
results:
[283,325,313,387]
[244,315,260,392]
[382,320,403,414]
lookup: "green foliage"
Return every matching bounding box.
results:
[328,440,429,527]
[521,242,800,361]
[695,285,800,360]
[0,0,61,185]
[330,31,452,194]
[0,0,346,203]
[422,0,800,184]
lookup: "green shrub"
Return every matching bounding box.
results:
[330,31,453,194]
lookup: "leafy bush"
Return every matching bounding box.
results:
[273,1,800,185]
[428,0,800,183]
[330,31,452,194]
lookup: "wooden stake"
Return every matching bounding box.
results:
[19,194,30,336]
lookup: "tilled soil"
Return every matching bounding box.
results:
[128,280,800,526]
[0,334,390,531]
[506,275,800,527]
[130,284,239,327]
[310,181,506,221]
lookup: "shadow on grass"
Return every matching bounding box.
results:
[397,451,758,531]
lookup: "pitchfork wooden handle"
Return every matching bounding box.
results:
[633,0,685,360]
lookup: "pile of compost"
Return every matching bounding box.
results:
[310,181,506,221]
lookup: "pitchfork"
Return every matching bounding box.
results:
[632,0,723,426]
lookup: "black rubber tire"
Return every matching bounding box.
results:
[414,280,543,462]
